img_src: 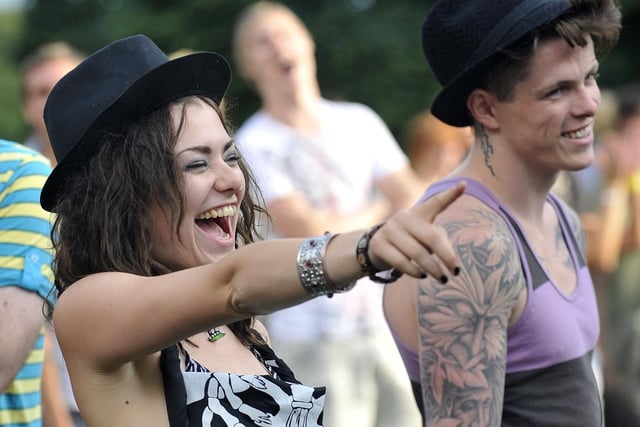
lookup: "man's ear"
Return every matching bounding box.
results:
[468,89,499,131]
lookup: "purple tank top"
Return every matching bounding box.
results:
[385,177,602,425]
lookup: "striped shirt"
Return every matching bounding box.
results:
[0,140,54,427]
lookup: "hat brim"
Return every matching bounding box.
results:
[40,52,230,212]
[428,0,572,127]
[430,58,494,127]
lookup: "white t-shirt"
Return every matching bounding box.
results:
[235,99,409,341]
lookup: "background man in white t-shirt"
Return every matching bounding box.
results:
[232,2,425,426]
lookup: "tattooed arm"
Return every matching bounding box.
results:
[418,199,525,426]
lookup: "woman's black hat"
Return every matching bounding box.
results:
[40,34,231,212]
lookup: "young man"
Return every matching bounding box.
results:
[383,0,622,425]
[0,141,56,427]
[232,2,425,426]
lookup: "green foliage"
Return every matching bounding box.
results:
[1,0,639,149]
[601,0,640,88]
[0,11,26,142]
[5,0,438,147]
[0,61,25,143]
[305,1,438,143]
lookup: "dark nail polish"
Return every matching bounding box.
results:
[420,273,428,279]
[440,275,448,284]
[453,266,461,276]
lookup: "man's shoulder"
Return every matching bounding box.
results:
[0,139,51,170]
[0,141,51,209]
[435,192,512,234]
[0,138,39,154]
[425,182,522,273]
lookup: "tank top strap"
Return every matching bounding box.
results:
[420,177,502,209]
[160,345,189,427]
[547,193,586,268]
[421,177,537,292]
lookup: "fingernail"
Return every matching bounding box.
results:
[454,266,461,276]
[440,275,448,284]
[420,273,428,279]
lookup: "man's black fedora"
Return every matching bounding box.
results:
[40,34,231,212]
[422,0,571,127]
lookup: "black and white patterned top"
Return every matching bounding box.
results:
[160,343,326,426]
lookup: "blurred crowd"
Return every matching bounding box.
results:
[2,1,639,427]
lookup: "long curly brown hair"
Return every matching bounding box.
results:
[49,95,269,345]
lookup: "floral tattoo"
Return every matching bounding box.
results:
[418,207,524,426]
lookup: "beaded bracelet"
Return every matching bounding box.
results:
[297,232,355,297]
[356,223,401,284]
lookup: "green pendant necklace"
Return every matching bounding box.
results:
[207,327,226,342]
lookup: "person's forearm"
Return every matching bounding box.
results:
[0,287,46,390]
[626,172,640,248]
[41,329,75,427]
[50,184,463,368]
[589,183,628,272]
[225,185,463,316]
[224,232,365,315]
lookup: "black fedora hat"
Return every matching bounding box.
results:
[40,34,231,212]
[422,0,571,127]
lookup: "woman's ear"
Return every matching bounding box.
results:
[468,89,499,131]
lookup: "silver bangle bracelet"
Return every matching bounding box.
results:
[296,232,355,298]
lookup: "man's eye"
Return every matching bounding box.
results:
[546,87,564,98]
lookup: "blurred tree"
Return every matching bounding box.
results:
[2,0,640,147]
[7,0,437,145]
[299,0,437,147]
[0,10,25,142]
[604,0,640,89]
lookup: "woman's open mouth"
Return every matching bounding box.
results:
[195,205,236,240]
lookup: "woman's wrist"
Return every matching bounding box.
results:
[356,223,402,284]
[296,232,356,298]
[296,223,405,300]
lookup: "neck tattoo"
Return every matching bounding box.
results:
[207,327,226,342]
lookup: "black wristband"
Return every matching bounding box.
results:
[356,223,401,284]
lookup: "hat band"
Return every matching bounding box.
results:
[467,0,564,65]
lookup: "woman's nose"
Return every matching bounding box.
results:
[212,164,243,193]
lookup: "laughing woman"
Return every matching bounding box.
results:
[41,35,463,427]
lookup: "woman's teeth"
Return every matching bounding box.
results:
[196,205,236,220]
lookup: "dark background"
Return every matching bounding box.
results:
[1,0,639,149]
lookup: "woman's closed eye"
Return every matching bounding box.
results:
[225,151,241,166]
[185,160,208,171]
